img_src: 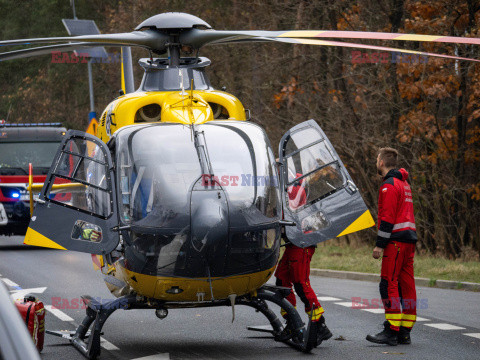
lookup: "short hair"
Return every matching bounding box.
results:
[378,147,398,168]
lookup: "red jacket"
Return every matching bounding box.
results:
[376,168,417,248]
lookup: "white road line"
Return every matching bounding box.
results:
[416,316,430,322]
[362,308,385,314]
[2,278,20,287]
[131,354,170,360]
[44,305,74,322]
[10,287,47,300]
[317,296,342,301]
[463,333,480,339]
[334,301,367,308]
[100,337,120,351]
[424,323,466,330]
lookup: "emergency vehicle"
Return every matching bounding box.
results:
[0,122,66,235]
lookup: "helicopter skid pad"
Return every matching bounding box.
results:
[46,329,97,339]
[247,325,275,334]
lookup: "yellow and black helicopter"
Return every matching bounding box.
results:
[2,12,480,359]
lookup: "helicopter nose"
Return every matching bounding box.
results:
[190,189,228,255]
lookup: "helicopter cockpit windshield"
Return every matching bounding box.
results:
[115,121,280,232]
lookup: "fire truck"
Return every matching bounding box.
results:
[0,123,66,236]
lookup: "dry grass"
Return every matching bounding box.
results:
[309,241,480,284]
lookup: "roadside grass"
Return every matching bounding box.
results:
[309,242,480,284]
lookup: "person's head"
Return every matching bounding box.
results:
[376,147,398,176]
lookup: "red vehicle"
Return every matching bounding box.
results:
[0,123,66,235]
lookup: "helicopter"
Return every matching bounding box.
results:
[1,12,479,360]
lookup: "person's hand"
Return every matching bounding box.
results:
[90,230,101,242]
[372,246,383,259]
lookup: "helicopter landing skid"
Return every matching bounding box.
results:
[243,285,318,353]
[47,294,138,359]
[46,286,315,359]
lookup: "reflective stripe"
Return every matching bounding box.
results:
[307,307,324,321]
[392,222,416,230]
[401,321,415,328]
[385,313,402,320]
[377,230,391,238]
[387,320,402,327]
[402,314,417,321]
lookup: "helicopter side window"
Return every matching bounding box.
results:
[45,138,112,218]
[284,129,345,211]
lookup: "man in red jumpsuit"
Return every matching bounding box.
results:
[366,147,418,346]
[275,172,332,346]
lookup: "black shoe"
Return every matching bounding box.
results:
[397,326,411,344]
[366,321,398,346]
[314,317,333,347]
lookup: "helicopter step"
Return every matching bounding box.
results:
[45,285,318,359]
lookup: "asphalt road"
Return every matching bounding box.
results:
[1,235,479,360]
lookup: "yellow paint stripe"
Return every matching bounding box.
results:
[278,30,325,38]
[395,34,442,42]
[285,38,434,58]
[337,210,376,237]
[120,47,126,94]
[24,227,66,250]
[294,38,332,46]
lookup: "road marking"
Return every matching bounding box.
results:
[334,301,367,308]
[416,317,430,322]
[317,296,342,301]
[424,323,466,330]
[362,308,385,314]
[2,278,21,288]
[44,305,74,322]
[100,337,120,351]
[10,287,47,300]
[131,354,170,360]
[463,333,480,339]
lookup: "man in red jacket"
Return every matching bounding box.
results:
[366,147,418,346]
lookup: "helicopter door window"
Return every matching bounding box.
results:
[44,138,112,218]
[71,220,103,243]
[284,138,345,211]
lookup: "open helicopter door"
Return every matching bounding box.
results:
[279,120,374,247]
[24,130,119,254]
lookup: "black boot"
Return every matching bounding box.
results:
[366,321,398,346]
[314,316,332,347]
[398,326,411,344]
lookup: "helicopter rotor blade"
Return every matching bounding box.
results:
[275,30,480,46]
[0,42,147,62]
[270,37,480,63]
[181,28,480,48]
[207,35,480,63]
[0,30,168,53]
